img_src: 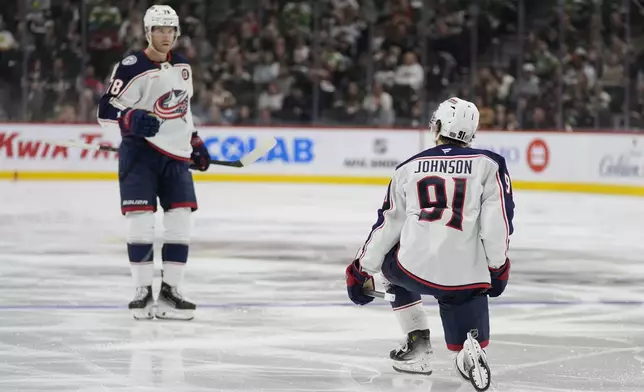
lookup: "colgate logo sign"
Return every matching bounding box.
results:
[599,141,644,178]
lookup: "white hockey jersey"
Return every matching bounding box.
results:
[97,51,195,160]
[357,145,515,290]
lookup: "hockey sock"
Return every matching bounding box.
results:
[394,301,430,334]
[162,243,188,286]
[128,243,154,287]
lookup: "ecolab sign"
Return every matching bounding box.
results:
[203,135,315,164]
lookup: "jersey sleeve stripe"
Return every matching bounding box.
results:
[358,182,394,260]
[495,171,510,258]
[393,300,423,311]
[97,98,121,122]
[98,69,159,122]
[110,98,127,110]
[115,69,158,99]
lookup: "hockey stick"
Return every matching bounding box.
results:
[364,289,396,302]
[46,137,278,168]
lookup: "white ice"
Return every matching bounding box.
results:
[0,181,643,392]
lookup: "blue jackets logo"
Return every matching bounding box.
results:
[204,135,314,163]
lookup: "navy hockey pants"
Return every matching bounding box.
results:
[381,244,490,351]
[118,139,197,215]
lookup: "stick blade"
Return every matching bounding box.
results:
[43,138,93,150]
[239,136,278,167]
[43,138,117,152]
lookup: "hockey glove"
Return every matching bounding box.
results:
[345,260,375,306]
[189,132,210,171]
[488,258,510,297]
[119,109,160,138]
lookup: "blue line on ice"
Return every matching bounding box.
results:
[0,300,641,311]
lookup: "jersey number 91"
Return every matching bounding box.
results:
[417,176,467,231]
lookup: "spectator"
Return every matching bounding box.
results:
[331,81,362,123]
[476,97,495,128]
[516,63,540,98]
[0,18,18,51]
[505,112,519,131]
[525,107,552,130]
[258,108,272,125]
[87,0,122,79]
[0,0,641,131]
[56,103,77,123]
[118,10,144,53]
[253,51,280,85]
[234,105,253,125]
[26,59,46,121]
[394,51,424,91]
[258,82,285,113]
[278,87,310,123]
[494,104,508,130]
[211,81,236,113]
[292,34,310,65]
[363,82,394,127]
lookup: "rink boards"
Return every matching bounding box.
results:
[0,124,643,196]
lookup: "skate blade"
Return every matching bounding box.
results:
[465,333,490,391]
[130,304,155,320]
[155,303,194,321]
[392,356,433,375]
[454,355,470,382]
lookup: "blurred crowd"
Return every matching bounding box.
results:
[0,0,643,131]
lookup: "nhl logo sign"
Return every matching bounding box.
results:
[182,69,190,80]
[373,138,388,155]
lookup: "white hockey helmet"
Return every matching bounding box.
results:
[143,5,181,47]
[430,97,480,144]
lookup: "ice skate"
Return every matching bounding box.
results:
[155,282,196,320]
[390,329,433,375]
[128,286,155,320]
[455,332,491,391]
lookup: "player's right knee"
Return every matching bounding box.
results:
[125,211,155,243]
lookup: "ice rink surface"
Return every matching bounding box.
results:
[0,181,643,392]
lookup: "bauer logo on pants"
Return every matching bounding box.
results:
[123,200,149,206]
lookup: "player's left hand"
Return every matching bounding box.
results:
[189,132,210,171]
[345,260,375,305]
[488,258,510,297]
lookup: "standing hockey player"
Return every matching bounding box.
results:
[345,97,514,391]
[97,5,211,321]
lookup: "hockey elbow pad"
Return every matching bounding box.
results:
[119,109,160,138]
[488,258,510,298]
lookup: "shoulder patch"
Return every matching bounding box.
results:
[121,55,137,66]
